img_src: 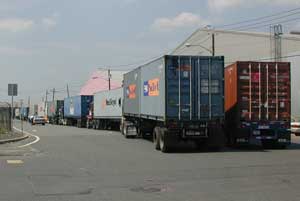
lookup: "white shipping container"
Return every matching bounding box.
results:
[38,102,46,117]
[93,88,123,119]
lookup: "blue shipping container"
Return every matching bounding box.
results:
[124,55,224,122]
[20,107,29,118]
[64,96,93,118]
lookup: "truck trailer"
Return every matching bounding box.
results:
[88,88,123,130]
[47,100,64,125]
[64,96,93,128]
[20,107,29,120]
[225,61,291,148]
[121,55,225,152]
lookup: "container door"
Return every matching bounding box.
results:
[166,56,191,120]
[196,58,224,120]
[239,62,290,122]
[266,63,290,121]
[166,56,224,120]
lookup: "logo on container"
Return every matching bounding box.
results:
[102,98,118,109]
[144,78,159,97]
[126,84,136,99]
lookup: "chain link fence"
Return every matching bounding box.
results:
[0,102,12,134]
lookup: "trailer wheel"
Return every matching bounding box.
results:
[159,128,170,153]
[124,125,129,138]
[153,127,160,150]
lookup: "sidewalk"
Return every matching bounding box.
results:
[0,131,29,144]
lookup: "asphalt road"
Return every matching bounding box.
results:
[1,120,300,201]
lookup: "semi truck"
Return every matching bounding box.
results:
[88,88,123,130]
[225,61,291,148]
[121,55,225,152]
[64,96,93,128]
[47,100,64,124]
[20,107,29,120]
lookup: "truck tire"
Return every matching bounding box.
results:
[124,125,129,138]
[159,128,171,153]
[153,127,160,150]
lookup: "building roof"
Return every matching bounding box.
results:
[172,28,300,64]
[80,71,122,96]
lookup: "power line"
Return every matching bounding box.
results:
[227,11,300,31]
[218,6,300,28]
[237,17,300,31]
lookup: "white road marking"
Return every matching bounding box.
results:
[32,130,37,132]
[13,127,40,148]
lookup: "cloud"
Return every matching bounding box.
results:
[42,13,59,29]
[152,12,209,31]
[208,0,242,12]
[0,18,34,32]
[208,0,300,12]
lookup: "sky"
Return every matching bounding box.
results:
[0,0,300,104]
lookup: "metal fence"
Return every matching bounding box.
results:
[0,102,11,133]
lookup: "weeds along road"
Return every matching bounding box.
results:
[1,120,300,201]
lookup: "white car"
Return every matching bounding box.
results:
[291,119,300,136]
[32,116,46,125]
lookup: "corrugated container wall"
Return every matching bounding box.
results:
[123,68,141,116]
[225,61,291,122]
[64,96,93,118]
[123,55,224,121]
[94,88,123,119]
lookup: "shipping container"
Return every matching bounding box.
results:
[29,104,38,116]
[89,88,123,130]
[14,108,20,119]
[37,102,46,117]
[20,107,29,120]
[122,55,225,152]
[64,96,93,127]
[47,100,64,124]
[225,61,291,148]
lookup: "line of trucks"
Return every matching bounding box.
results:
[18,55,292,152]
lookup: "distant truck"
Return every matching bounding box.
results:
[20,107,29,120]
[14,108,20,119]
[64,96,93,128]
[37,102,46,118]
[47,100,64,124]
[225,61,291,148]
[88,88,123,130]
[121,55,225,152]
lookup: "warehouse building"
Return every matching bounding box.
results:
[172,29,300,120]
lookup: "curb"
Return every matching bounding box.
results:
[0,134,29,144]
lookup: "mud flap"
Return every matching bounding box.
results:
[207,126,225,149]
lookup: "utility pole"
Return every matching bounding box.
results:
[108,69,111,90]
[212,33,215,57]
[45,90,49,117]
[67,84,70,98]
[52,88,55,101]
[20,99,23,135]
[270,24,283,61]
[28,96,30,107]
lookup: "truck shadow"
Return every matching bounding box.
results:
[169,143,300,154]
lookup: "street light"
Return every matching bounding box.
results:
[185,43,214,55]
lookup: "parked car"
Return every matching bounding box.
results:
[32,116,46,125]
[291,118,300,136]
[28,115,34,123]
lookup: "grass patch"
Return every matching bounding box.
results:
[0,127,8,135]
